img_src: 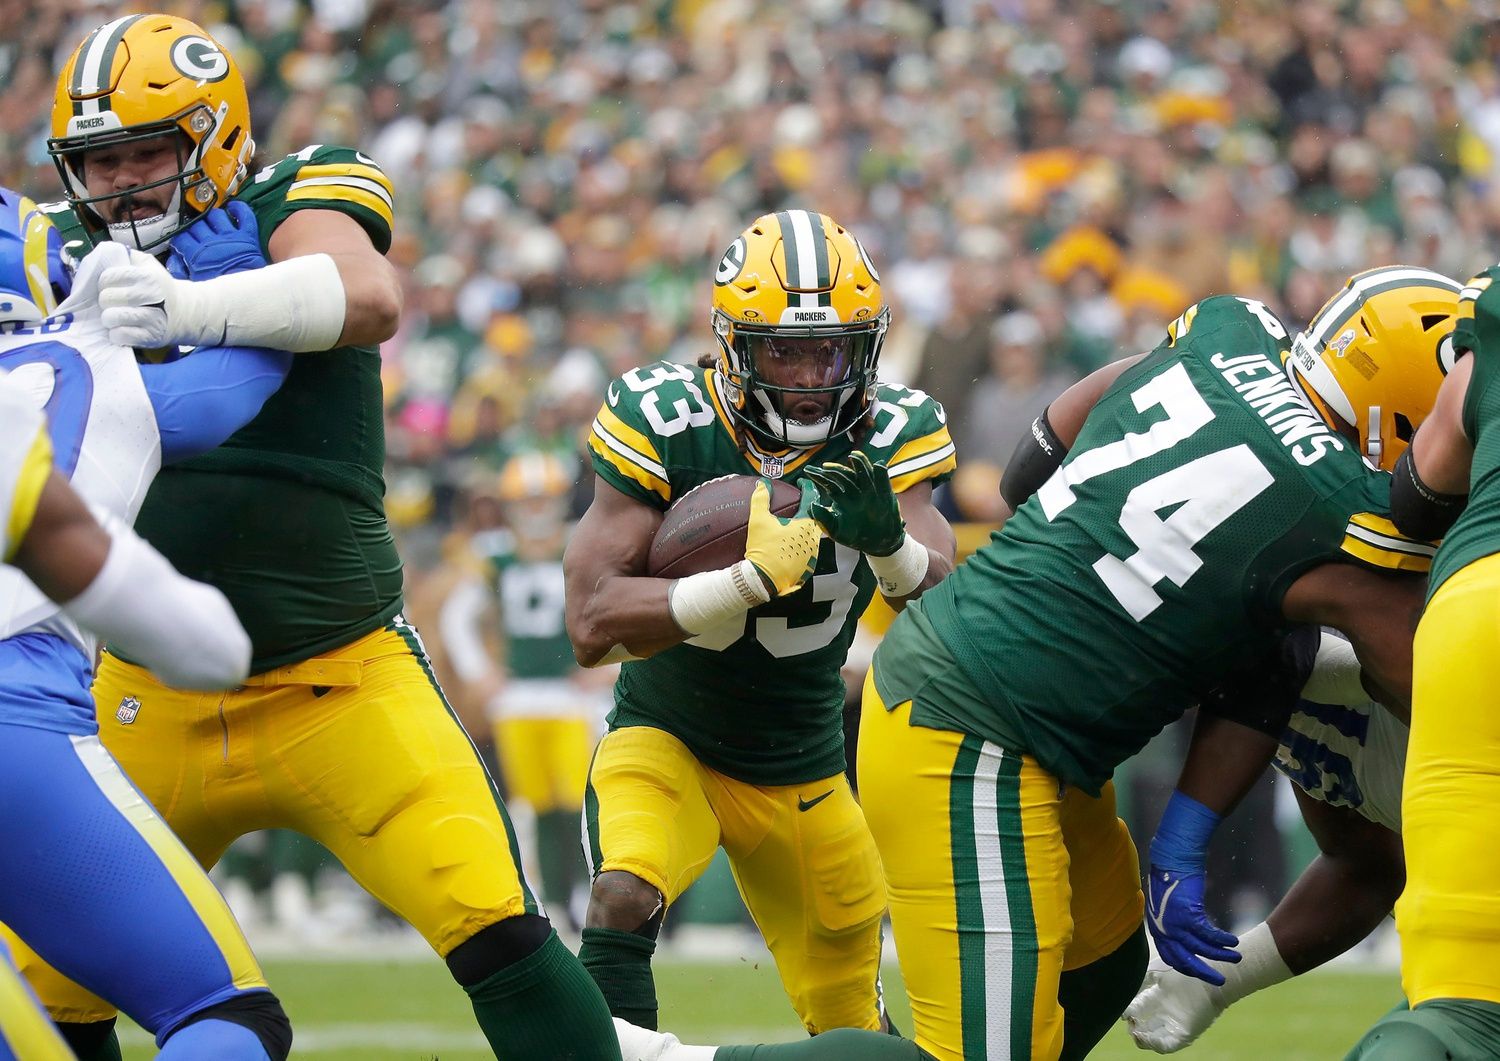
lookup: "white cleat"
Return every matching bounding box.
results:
[1123,959,1228,1053]
[612,1018,716,1061]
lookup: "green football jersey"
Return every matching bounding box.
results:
[588,360,956,785]
[889,295,1432,795]
[1430,274,1500,596]
[474,529,576,681]
[44,145,403,672]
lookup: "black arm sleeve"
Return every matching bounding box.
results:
[1199,626,1320,736]
[999,407,1068,510]
[1390,447,1466,541]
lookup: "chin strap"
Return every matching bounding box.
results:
[1366,404,1382,466]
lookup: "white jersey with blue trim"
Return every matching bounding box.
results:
[0,246,162,654]
[1273,631,1407,833]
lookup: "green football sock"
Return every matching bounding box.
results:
[579,926,658,1028]
[1058,923,1148,1061]
[463,929,621,1060]
[56,1021,122,1061]
[715,1029,932,1060]
[538,809,586,909]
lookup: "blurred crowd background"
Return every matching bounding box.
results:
[2,0,1495,944]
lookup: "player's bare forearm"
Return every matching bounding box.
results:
[267,208,402,346]
[571,574,688,665]
[1281,564,1423,720]
[11,471,110,603]
[1177,713,1277,817]
[1268,789,1404,975]
[564,477,683,666]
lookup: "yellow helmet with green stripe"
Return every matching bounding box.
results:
[49,14,254,251]
[1288,265,1463,471]
[711,211,888,449]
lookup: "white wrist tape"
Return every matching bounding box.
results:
[1215,921,1293,1006]
[668,560,770,636]
[867,533,929,597]
[63,513,251,690]
[175,253,347,352]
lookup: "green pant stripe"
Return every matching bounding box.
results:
[388,616,539,914]
[997,750,1038,1060]
[950,735,988,1060]
[583,744,604,877]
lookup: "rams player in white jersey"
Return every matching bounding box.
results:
[0,190,296,1058]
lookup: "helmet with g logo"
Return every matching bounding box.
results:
[49,14,254,251]
[711,211,888,449]
[1287,265,1463,471]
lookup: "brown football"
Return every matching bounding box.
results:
[647,474,803,579]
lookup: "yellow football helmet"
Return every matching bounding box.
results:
[1287,265,1463,470]
[711,210,888,448]
[49,14,255,251]
[497,451,573,540]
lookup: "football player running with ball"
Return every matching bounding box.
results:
[617,291,1435,1061]
[566,211,957,1037]
[9,14,621,1061]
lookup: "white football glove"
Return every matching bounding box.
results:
[98,246,222,349]
[1123,958,1228,1053]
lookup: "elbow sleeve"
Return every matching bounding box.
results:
[1390,448,1465,542]
[999,408,1068,511]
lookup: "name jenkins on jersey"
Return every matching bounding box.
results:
[878,295,1431,795]
[589,360,955,786]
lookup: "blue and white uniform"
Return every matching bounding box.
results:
[0,214,288,1056]
[1273,631,1407,833]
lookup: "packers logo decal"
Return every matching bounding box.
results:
[715,237,747,285]
[170,35,230,83]
[1437,333,1460,376]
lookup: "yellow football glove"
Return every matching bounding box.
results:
[744,479,824,597]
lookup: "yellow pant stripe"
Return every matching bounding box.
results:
[0,958,72,1061]
[4,429,51,563]
[65,735,265,994]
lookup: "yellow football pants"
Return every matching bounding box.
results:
[584,725,886,1034]
[859,674,1143,1061]
[1398,551,1500,1006]
[495,717,592,814]
[12,618,534,1024]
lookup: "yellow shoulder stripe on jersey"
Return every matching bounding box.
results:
[5,427,52,563]
[886,426,957,493]
[1167,303,1199,346]
[292,162,394,199]
[287,163,395,228]
[590,405,671,502]
[1341,511,1436,573]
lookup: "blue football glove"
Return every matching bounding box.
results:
[1146,867,1240,986]
[168,200,265,281]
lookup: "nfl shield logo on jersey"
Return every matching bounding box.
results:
[115,696,141,725]
[759,454,785,478]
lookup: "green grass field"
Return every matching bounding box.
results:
[116,955,1399,1059]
